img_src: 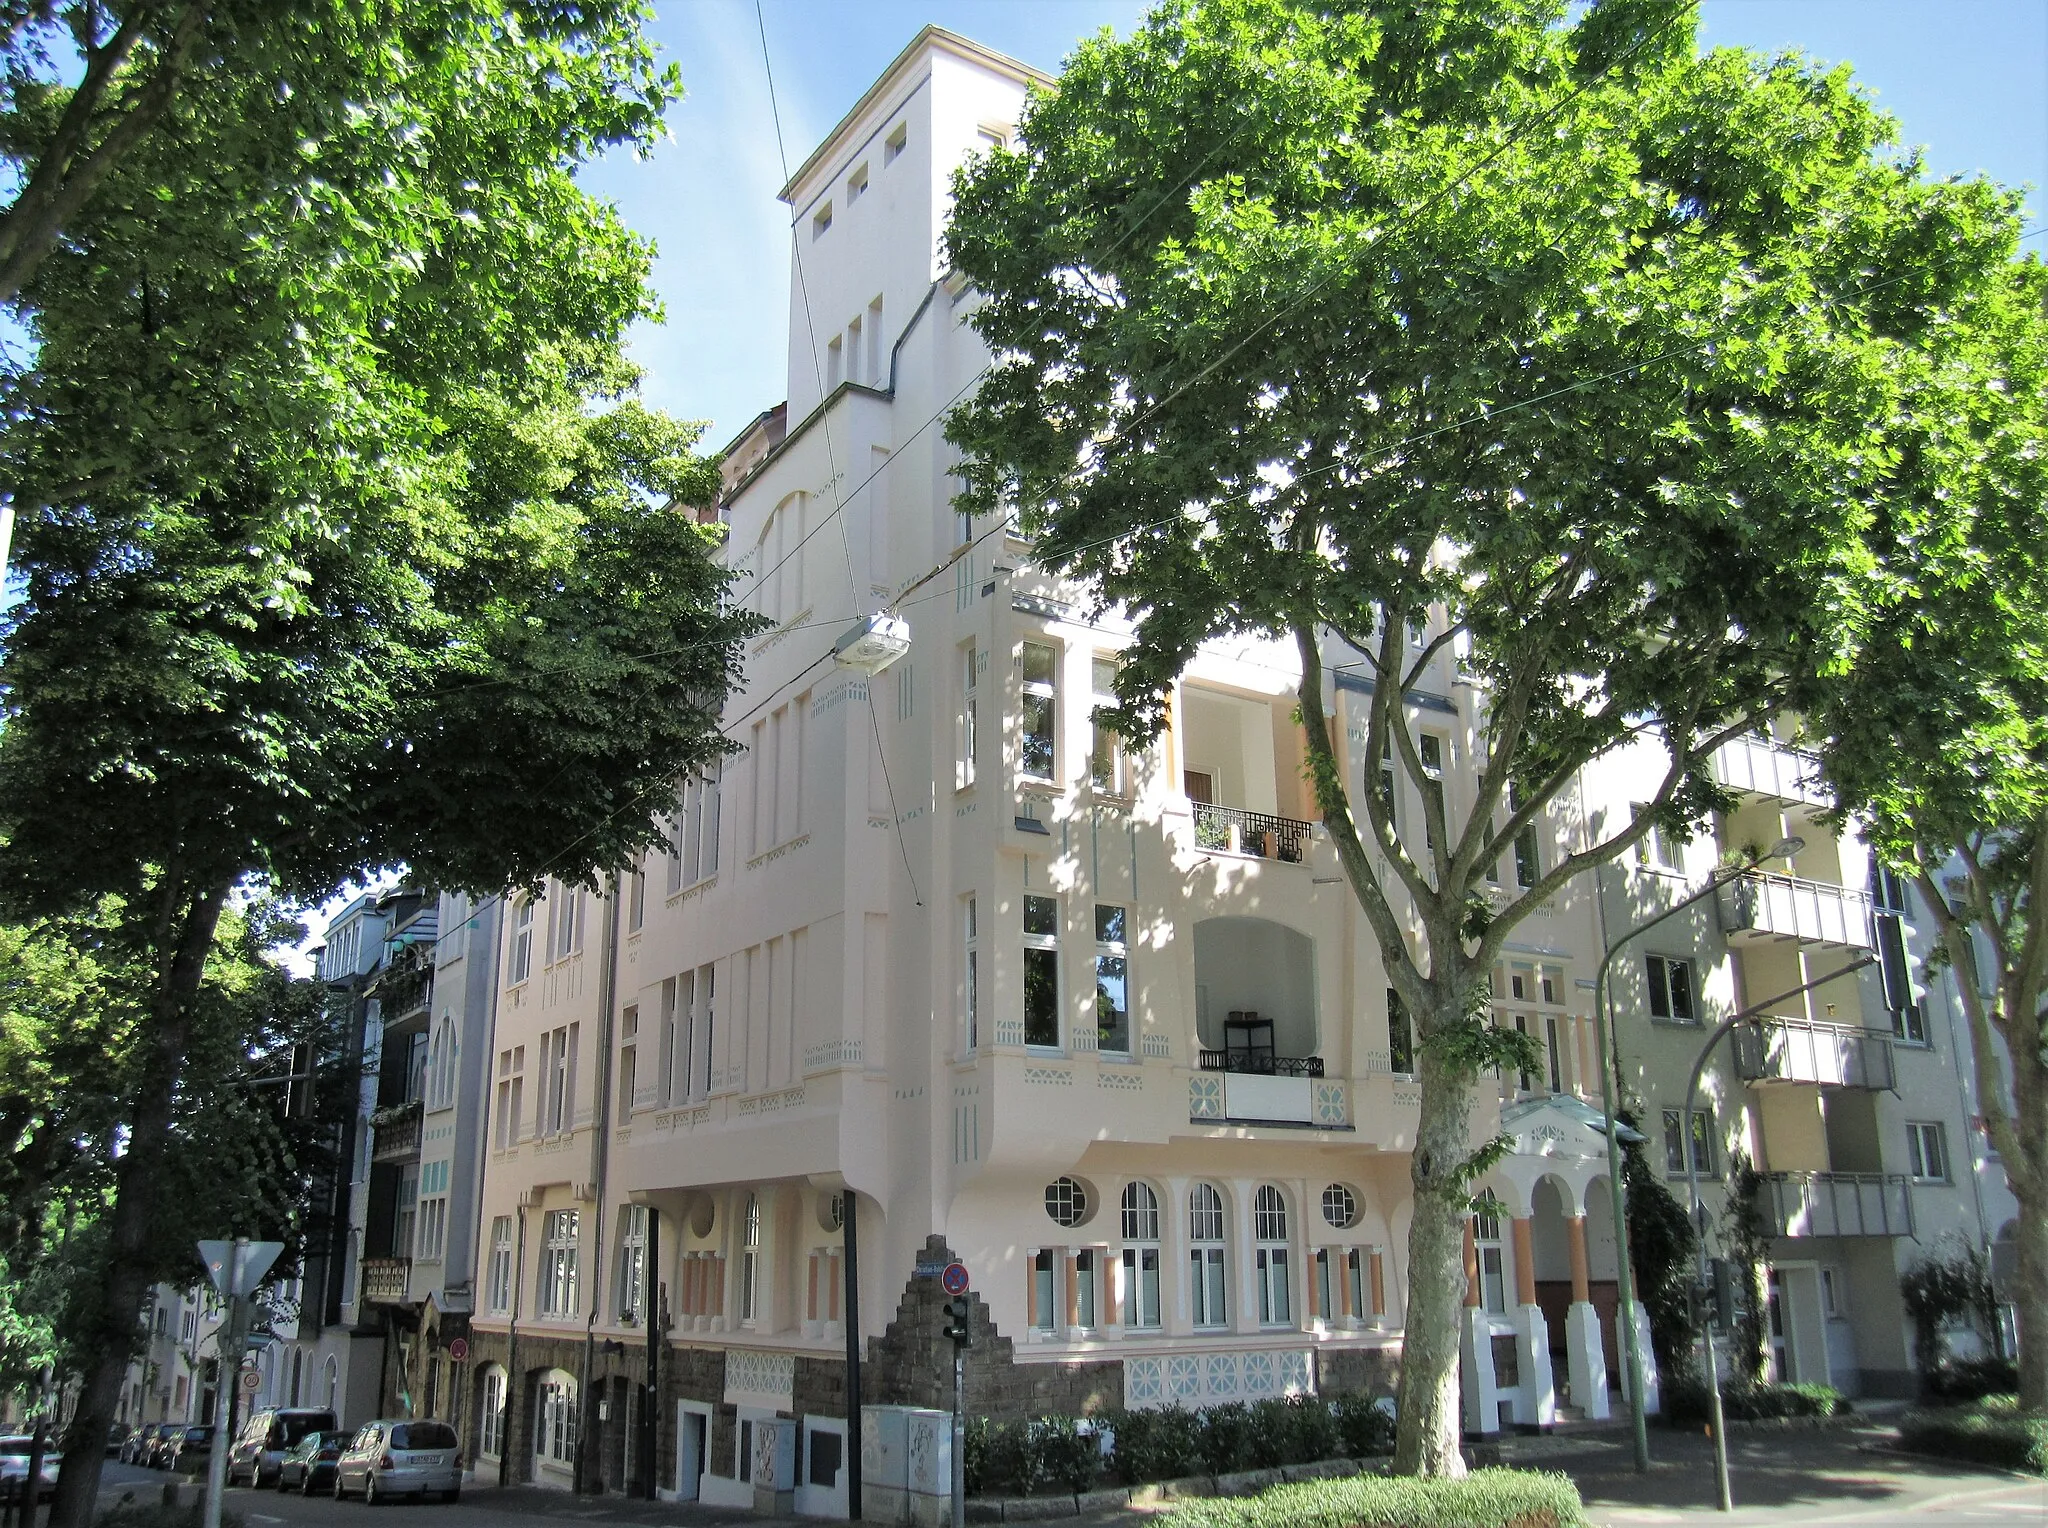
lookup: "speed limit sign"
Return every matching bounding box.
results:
[240,1369,262,1393]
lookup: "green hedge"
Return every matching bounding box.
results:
[966,1394,1397,1496]
[1897,1397,2048,1476]
[1164,1468,1585,1528]
[1925,1357,2019,1403]
[1663,1378,1849,1426]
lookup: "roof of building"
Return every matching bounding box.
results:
[778,24,1052,205]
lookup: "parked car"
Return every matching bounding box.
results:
[275,1431,345,1495]
[146,1425,185,1469]
[333,1420,461,1504]
[0,1436,60,1504]
[106,1422,130,1458]
[122,1423,160,1466]
[167,1424,214,1475]
[228,1407,338,1488]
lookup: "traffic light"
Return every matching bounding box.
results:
[942,1296,972,1347]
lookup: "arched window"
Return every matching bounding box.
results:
[739,1194,762,1325]
[1472,1191,1507,1313]
[1254,1186,1291,1326]
[322,1355,338,1410]
[1120,1183,1161,1329]
[428,1018,457,1110]
[1188,1184,1226,1329]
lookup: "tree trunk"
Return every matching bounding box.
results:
[1392,1001,1478,1478]
[2011,1069,2048,1413]
[49,881,229,1528]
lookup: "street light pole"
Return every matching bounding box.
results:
[1679,953,1875,1513]
[1591,836,1803,1473]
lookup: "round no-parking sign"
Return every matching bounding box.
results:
[941,1262,970,1297]
[448,1337,470,1362]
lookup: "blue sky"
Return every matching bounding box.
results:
[581,0,2048,451]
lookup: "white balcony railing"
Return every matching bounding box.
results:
[1733,1016,1896,1090]
[1760,1172,1913,1238]
[1712,734,1831,809]
[1718,871,1875,952]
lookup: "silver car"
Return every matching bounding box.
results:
[0,1436,59,1505]
[333,1419,461,1504]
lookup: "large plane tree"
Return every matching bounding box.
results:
[945,0,2031,1473]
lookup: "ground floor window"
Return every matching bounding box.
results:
[1121,1244,1161,1329]
[536,1372,578,1468]
[479,1367,505,1459]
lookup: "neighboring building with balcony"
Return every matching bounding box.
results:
[462,26,2014,1508]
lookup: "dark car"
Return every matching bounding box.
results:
[167,1425,214,1475]
[106,1423,131,1458]
[122,1424,160,1466]
[276,1431,344,1495]
[146,1426,184,1469]
[229,1407,338,1488]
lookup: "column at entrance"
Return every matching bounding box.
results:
[1508,1214,1555,1429]
[1563,1213,1610,1421]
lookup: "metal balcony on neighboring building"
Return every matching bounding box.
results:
[1718,871,1876,952]
[1759,1171,1914,1238]
[1193,803,1311,863]
[1712,734,1831,809]
[370,1099,423,1163]
[1732,1015,1896,1091]
[359,1257,412,1306]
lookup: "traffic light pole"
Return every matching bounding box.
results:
[950,1343,965,1528]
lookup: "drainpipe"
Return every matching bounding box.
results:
[575,878,623,1494]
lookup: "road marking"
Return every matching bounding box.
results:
[249,1515,284,1523]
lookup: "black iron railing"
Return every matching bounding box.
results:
[1197,1050,1325,1078]
[1192,803,1311,863]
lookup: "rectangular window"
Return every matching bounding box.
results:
[1020,642,1058,781]
[618,1006,638,1118]
[957,644,978,789]
[480,1369,506,1457]
[542,1024,578,1135]
[884,121,907,164]
[1662,1108,1717,1177]
[1387,987,1414,1075]
[1545,1014,1563,1093]
[812,202,831,239]
[1418,734,1446,854]
[617,1205,647,1323]
[1190,1246,1227,1328]
[395,1162,419,1257]
[540,1209,580,1317]
[825,334,842,391]
[1121,1246,1161,1329]
[552,883,582,960]
[1031,1251,1056,1331]
[962,897,979,1052]
[1094,904,1129,1054]
[1256,1244,1291,1327]
[1373,745,1397,836]
[627,861,646,932]
[1023,894,1060,1047]
[487,1217,513,1314]
[1090,658,1125,795]
[1646,954,1697,1023]
[495,1046,525,1150]
[846,162,868,202]
[1631,802,1681,871]
[508,900,533,985]
[1076,1250,1099,1330]
[1509,786,1540,887]
[678,766,721,888]
[1907,1121,1949,1182]
[1513,1012,1536,1093]
[1347,1248,1367,1320]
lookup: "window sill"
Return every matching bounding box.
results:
[1909,1177,1951,1187]
[1025,1042,1064,1057]
[1649,1016,1704,1029]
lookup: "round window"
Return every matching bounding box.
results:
[1044,1177,1089,1228]
[1321,1183,1359,1230]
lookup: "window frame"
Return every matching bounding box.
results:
[508,900,533,986]
[539,1209,580,1319]
[1089,657,1126,796]
[1661,1107,1718,1178]
[1906,1121,1950,1183]
[1645,953,1698,1024]
[1188,1184,1228,1330]
[1019,641,1058,783]
[1022,893,1061,1049]
[1093,903,1130,1054]
[1253,1186,1292,1328]
[1120,1182,1163,1331]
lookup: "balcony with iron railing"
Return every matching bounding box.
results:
[1193,802,1312,863]
[369,1098,423,1163]
[1712,733,1831,809]
[358,1257,412,1305]
[1193,1013,1328,1125]
[1759,1171,1913,1238]
[1733,1015,1896,1091]
[1718,871,1876,952]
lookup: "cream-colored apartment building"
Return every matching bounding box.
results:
[459,26,2014,1513]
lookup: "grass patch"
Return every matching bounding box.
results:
[1896,1396,2048,1476]
[1163,1468,1585,1528]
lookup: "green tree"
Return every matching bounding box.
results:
[1618,1111,1698,1384]
[0,4,759,1519]
[945,0,2027,1472]
[1801,248,2048,1408]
